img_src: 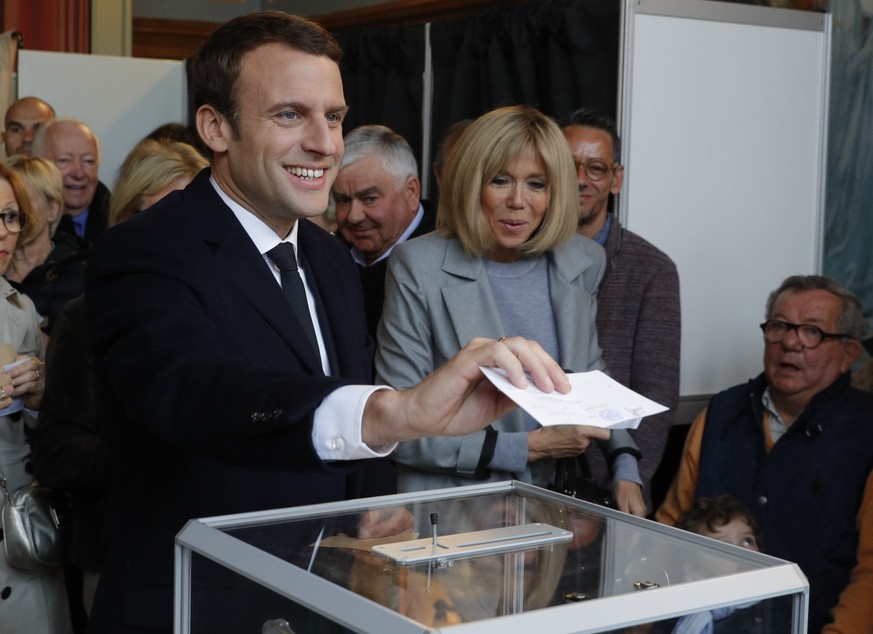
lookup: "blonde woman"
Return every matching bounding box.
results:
[376,106,644,512]
[110,138,209,225]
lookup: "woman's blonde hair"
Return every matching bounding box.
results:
[437,105,578,258]
[5,155,64,239]
[110,139,209,226]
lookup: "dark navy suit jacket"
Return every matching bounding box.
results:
[84,169,386,632]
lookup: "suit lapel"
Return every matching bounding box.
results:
[439,240,505,346]
[435,236,599,368]
[185,171,323,374]
[550,240,598,371]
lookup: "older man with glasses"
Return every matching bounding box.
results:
[657,275,873,633]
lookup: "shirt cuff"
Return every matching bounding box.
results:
[612,453,642,486]
[312,384,397,460]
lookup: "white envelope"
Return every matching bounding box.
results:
[479,367,668,430]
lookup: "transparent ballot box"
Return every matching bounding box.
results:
[174,481,808,633]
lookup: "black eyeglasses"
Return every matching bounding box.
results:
[574,159,618,182]
[759,319,852,349]
[0,210,26,234]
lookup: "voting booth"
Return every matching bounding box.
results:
[175,481,808,633]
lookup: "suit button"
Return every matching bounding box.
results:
[330,437,345,451]
[757,495,767,506]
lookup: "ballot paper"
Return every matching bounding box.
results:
[479,367,668,430]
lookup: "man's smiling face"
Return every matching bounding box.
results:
[210,43,348,237]
[42,121,99,217]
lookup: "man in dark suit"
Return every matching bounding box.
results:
[332,124,436,339]
[84,12,569,633]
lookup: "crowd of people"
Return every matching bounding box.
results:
[0,9,869,634]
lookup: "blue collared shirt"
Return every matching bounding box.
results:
[592,213,612,247]
[71,209,89,238]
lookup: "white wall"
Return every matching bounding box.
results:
[18,49,187,190]
[619,0,830,400]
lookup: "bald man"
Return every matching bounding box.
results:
[3,96,56,157]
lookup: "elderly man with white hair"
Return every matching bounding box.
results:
[331,124,436,339]
[34,119,110,249]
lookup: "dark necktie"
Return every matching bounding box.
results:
[266,243,320,356]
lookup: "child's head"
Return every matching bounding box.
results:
[676,495,762,552]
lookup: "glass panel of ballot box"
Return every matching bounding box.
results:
[174,481,808,633]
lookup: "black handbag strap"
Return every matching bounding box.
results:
[553,453,616,508]
[576,452,595,480]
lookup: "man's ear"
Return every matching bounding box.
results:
[406,175,421,211]
[842,338,863,374]
[610,164,625,196]
[196,104,231,154]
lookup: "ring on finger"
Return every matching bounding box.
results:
[34,369,39,380]
[0,389,7,400]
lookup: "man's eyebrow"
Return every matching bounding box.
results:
[772,314,830,326]
[267,100,304,114]
[355,186,382,197]
[268,102,349,116]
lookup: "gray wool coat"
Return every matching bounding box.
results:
[375,231,640,493]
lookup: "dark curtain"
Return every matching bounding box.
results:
[429,0,621,169]
[332,0,620,194]
[334,25,426,166]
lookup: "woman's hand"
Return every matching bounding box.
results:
[1,355,45,410]
[614,480,647,517]
[527,424,611,462]
[0,370,11,409]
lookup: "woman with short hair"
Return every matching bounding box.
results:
[376,105,642,504]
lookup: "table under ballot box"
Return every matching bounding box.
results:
[174,481,808,633]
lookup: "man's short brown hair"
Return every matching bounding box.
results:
[191,11,342,138]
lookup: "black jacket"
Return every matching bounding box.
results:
[84,170,389,633]
[54,180,111,249]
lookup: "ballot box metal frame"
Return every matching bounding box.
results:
[175,480,808,633]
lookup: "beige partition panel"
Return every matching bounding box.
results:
[18,49,186,187]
